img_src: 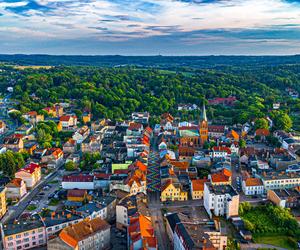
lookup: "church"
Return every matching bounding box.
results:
[178,103,208,148]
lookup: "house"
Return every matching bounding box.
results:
[43,104,63,117]
[23,111,44,124]
[2,135,24,151]
[210,146,231,159]
[208,96,237,106]
[81,135,102,153]
[75,200,112,220]
[204,183,239,219]
[42,211,83,239]
[15,163,41,189]
[190,179,208,199]
[177,103,199,111]
[41,148,64,169]
[67,189,88,202]
[128,215,158,250]
[5,178,27,200]
[82,113,91,124]
[230,142,239,155]
[60,115,77,129]
[116,193,149,230]
[131,112,150,124]
[47,217,110,250]
[267,188,300,208]
[209,169,232,186]
[0,187,7,218]
[72,126,90,144]
[168,212,227,250]
[260,171,300,190]
[242,178,264,196]
[23,141,38,155]
[15,124,33,135]
[125,169,147,195]
[0,120,6,134]
[255,128,270,141]
[62,175,94,190]
[226,130,239,141]
[208,125,225,139]
[161,179,188,202]
[126,122,144,136]
[1,216,47,250]
[63,139,77,153]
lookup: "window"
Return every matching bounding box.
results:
[32,242,36,246]
[16,234,21,239]
[16,240,21,244]
[8,242,13,247]
[39,234,44,238]
[24,238,29,242]
[39,240,44,244]
[24,232,29,236]
[7,236,13,241]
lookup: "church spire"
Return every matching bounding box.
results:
[202,102,207,122]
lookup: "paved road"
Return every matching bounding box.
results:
[1,165,64,224]
[240,243,288,250]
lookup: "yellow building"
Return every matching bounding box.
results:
[161,179,188,202]
[67,189,88,202]
[57,121,63,132]
[0,187,7,218]
[191,179,208,200]
[82,113,91,124]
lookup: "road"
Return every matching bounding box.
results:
[1,164,64,224]
[240,243,288,250]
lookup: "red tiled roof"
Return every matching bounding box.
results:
[21,163,40,174]
[208,125,225,133]
[60,115,75,122]
[255,128,270,137]
[211,172,230,183]
[245,178,263,187]
[192,179,208,192]
[212,146,231,154]
[128,122,142,131]
[62,175,93,182]
[67,189,87,197]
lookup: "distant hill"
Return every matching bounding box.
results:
[1,54,300,68]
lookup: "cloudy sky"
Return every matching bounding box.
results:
[0,0,300,55]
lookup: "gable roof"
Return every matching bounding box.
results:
[244,178,263,187]
[191,179,208,192]
[59,218,110,248]
[255,128,270,137]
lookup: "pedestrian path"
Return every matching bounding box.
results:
[147,151,161,192]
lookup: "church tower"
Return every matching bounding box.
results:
[199,103,208,145]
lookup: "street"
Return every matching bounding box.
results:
[1,164,64,224]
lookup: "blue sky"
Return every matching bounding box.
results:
[0,0,300,55]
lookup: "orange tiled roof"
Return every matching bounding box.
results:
[128,122,142,130]
[136,160,147,172]
[227,129,239,140]
[192,179,208,192]
[211,172,230,183]
[212,146,231,154]
[7,178,23,188]
[245,178,263,187]
[255,128,270,137]
[59,218,110,248]
[169,160,189,169]
[221,168,232,177]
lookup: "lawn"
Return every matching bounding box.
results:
[27,204,37,211]
[48,198,60,206]
[254,234,295,250]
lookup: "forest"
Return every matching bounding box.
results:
[0,60,300,131]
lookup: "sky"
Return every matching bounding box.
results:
[0,0,300,55]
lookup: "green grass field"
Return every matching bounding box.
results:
[254,234,295,249]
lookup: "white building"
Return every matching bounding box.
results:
[260,172,300,190]
[62,175,94,190]
[242,178,264,196]
[204,183,239,219]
